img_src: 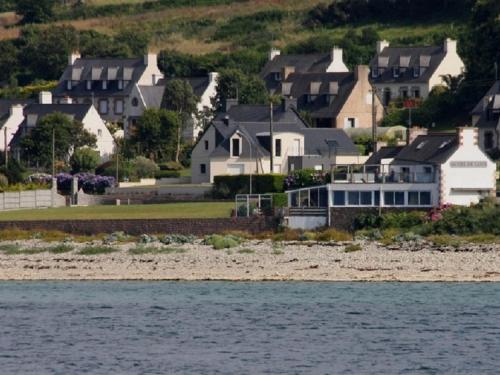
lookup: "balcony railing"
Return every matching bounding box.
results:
[331,164,436,184]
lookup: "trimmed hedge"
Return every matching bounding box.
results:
[213,174,285,198]
[154,170,181,179]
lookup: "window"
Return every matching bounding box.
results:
[348,191,359,205]
[420,191,431,205]
[360,191,372,205]
[484,132,494,149]
[86,81,92,90]
[131,97,139,107]
[408,191,419,206]
[275,139,281,157]
[384,191,404,206]
[231,138,240,157]
[102,80,108,90]
[408,191,431,206]
[374,191,380,206]
[274,72,282,81]
[118,80,123,90]
[347,118,356,128]
[314,165,323,171]
[413,67,420,78]
[66,81,72,90]
[333,191,345,206]
[99,99,108,114]
[204,140,209,150]
[423,166,432,174]
[371,69,378,78]
[393,67,400,78]
[200,164,206,174]
[115,99,124,114]
[400,87,408,98]
[412,88,421,98]
[97,129,102,137]
[383,88,391,106]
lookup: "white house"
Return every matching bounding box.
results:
[53,52,164,134]
[9,91,115,161]
[191,99,364,184]
[471,80,500,155]
[369,38,465,105]
[285,127,496,229]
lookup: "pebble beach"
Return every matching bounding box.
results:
[1,239,500,281]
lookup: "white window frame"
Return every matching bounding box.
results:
[99,99,108,114]
[115,99,124,114]
[231,137,241,157]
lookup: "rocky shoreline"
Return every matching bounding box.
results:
[0,239,499,281]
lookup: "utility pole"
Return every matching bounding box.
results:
[115,142,119,187]
[51,127,55,178]
[371,86,377,154]
[4,127,7,169]
[269,100,274,173]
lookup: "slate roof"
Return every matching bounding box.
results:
[365,146,405,165]
[0,99,35,123]
[280,72,355,119]
[392,134,458,165]
[471,80,500,130]
[53,58,147,97]
[138,85,166,109]
[206,104,358,159]
[369,45,446,84]
[260,53,332,92]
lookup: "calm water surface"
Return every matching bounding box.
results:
[0,282,499,374]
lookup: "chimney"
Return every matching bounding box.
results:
[39,91,52,105]
[408,126,428,145]
[223,115,230,126]
[225,98,238,112]
[354,65,369,81]
[10,104,24,118]
[144,52,157,67]
[68,51,80,66]
[269,48,281,61]
[376,40,390,54]
[61,96,73,104]
[457,127,478,147]
[282,97,297,111]
[282,66,295,81]
[331,47,343,64]
[208,72,219,83]
[444,38,457,54]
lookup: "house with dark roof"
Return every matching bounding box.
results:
[191,99,363,183]
[471,80,500,155]
[369,39,464,105]
[260,47,349,93]
[279,65,384,128]
[284,127,495,229]
[53,52,164,132]
[7,92,114,162]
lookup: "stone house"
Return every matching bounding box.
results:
[191,99,364,184]
[279,65,384,128]
[369,39,465,105]
[260,47,349,93]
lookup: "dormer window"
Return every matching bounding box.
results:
[118,80,123,90]
[86,80,92,90]
[102,80,108,90]
[416,140,427,149]
[231,138,241,157]
[371,68,378,78]
[274,72,282,82]
[307,95,317,103]
[413,67,419,78]
[393,67,400,78]
[66,81,72,90]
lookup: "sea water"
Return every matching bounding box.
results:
[0,282,499,374]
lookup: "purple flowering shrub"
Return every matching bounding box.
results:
[56,173,115,195]
[284,169,330,190]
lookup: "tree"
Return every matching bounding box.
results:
[129,108,178,162]
[163,79,199,162]
[0,41,18,84]
[70,148,100,173]
[19,112,97,169]
[213,68,268,110]
[15,0,55,24]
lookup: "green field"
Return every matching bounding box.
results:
[0,202,233,221]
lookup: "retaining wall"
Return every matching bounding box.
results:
[0,217,277,236]
[0,189,66,211]
[330,207,424,231]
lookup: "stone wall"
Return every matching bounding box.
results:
[330,207,424,231]
[0,217,277,236]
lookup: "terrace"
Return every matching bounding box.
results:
[331,164,436,184]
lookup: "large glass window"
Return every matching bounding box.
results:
[275,139,281,157]
[232,138,240,157]
[310,189,319,207]
[395,191,404,205]
[374,191,380,206]
[333,191,345,206]
[360,191,372,205]
[348,191,359,205]
[319,188,328,207]
[420,191,431,205]
[408,191,419,205]
[384,191,405,206]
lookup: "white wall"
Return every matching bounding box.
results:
[440,128,496,206]
[429,40,465,90]
[82,106,115,161]
[0,105,25,152]
[287,216,327,230]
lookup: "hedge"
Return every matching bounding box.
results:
[154,170,181,179]
[213,174,286,198]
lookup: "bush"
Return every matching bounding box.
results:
[154,170,181,179]
[203,234,244,249]
[56,172,115,194]
[0,174,8,188]
[132,157,159,179]
[70,148,100,173]
[213,174,285,199]
[316,228,352,242]
[272,193,288,208]
[284,169,329,190]
[159,161,183,171]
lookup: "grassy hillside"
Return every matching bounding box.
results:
[0,0,460,54]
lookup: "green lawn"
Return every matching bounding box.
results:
[0,202,233,221]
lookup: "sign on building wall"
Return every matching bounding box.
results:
[450,161,487,168]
